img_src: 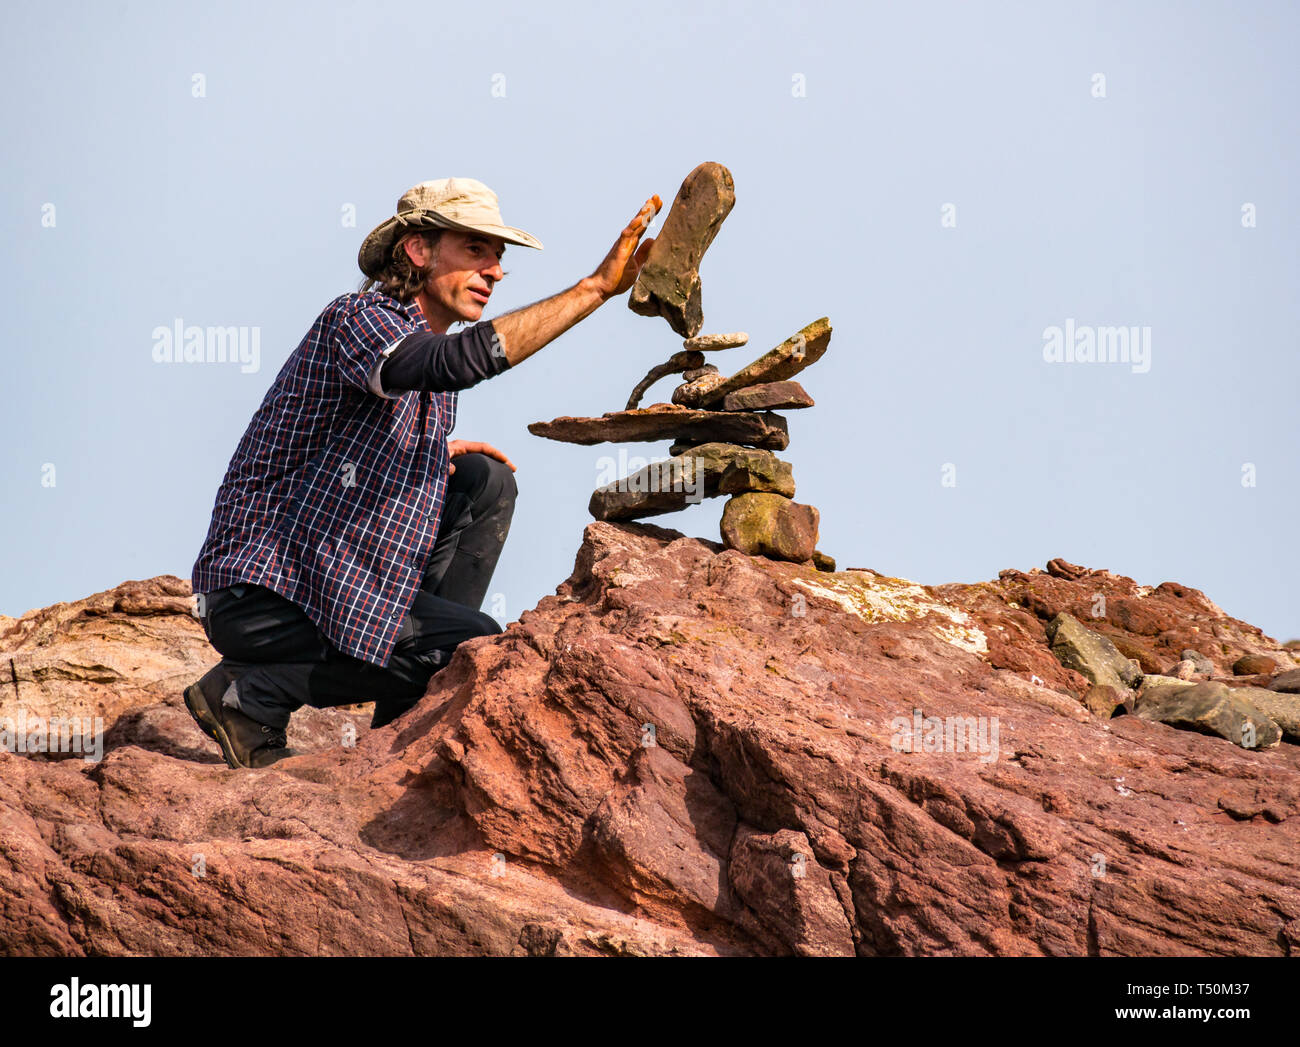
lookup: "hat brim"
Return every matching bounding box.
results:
[358,210,543,278]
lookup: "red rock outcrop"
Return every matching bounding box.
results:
[2,525,1299,956]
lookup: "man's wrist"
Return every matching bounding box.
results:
[578,275,612,306]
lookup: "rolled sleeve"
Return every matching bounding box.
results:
[332,297,417,395]
[366,335,408,399]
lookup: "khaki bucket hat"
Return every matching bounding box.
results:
[358,177,543,278]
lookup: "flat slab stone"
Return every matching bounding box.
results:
[528,403,788,450]
[700,318,832,407]
[628,162,735,337]
[722,381,814,412]
[588,442,794,521]
[684,332,748,351]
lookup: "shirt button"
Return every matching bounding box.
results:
[391,611,401,620]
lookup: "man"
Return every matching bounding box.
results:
[187,177,662,769]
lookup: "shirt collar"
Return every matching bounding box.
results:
[400,295,430,331]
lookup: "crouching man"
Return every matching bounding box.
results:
[187,177,660,768]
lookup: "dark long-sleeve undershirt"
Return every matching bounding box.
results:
[378,320,510,394]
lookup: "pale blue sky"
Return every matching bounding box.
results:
[3,0,1297,644]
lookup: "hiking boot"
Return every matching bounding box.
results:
[184,661,237,742]
[210,695,298,769]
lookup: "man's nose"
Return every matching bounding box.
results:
[483,260,504,282]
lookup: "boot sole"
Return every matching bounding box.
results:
[183,681,221,742]
[210,720,251,770]
[184,679,247,769]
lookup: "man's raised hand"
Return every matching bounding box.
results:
[589,195,662,301]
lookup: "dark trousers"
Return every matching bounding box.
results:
[199,453,516,730]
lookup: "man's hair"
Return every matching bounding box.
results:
[359,227,445,302]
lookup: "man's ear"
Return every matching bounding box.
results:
[401,232,437,267]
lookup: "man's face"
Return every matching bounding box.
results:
[408,229,507,326]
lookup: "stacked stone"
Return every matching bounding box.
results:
[527,161,835,568]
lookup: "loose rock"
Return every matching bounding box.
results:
[1229,686,1300,742]
[1045,613,1143,692]
[811,550,836,573]
[589,443,795,522]
[1136,681,1281,749]
[720,493,819,563]
[624,350,706,410]
[684,332,748,351]
[722,381,815,412]
[1045,558,1090,580]
[700,318,833,408]
[629,161,735,337]
[1269,669,1300,694]
[671,370,730,408]
[1083,684,1128,719]
[529,404,789,450]
[1181,650,1217,676]
[1234,654,1278,676]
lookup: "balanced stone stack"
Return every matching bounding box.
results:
[528,161,834,568]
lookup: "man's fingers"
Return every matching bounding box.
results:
[456,440,517,471]
[625,195,662,239]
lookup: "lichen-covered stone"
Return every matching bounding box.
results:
[720,493,818,563]
[701,318,832,408]
[1046,612,1143,692]
[811,550,836,573]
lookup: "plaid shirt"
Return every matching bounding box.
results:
[192,290,495,667]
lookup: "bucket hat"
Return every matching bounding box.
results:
[358,177,542,277]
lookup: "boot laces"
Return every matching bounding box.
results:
[260,724,288,749]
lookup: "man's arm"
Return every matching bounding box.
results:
[491,195,662,367]
[377,322,508,395]
[376,194,662,394]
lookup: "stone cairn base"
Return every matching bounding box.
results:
[529,161,834,569]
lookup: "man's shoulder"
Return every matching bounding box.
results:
[321,290,417,323]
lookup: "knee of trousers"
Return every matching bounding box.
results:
[402,609,502,677]
[454,452,518,509]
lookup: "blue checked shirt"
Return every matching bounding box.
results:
[192,291,505,667]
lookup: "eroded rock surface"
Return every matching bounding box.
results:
[3,531,1299,956]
